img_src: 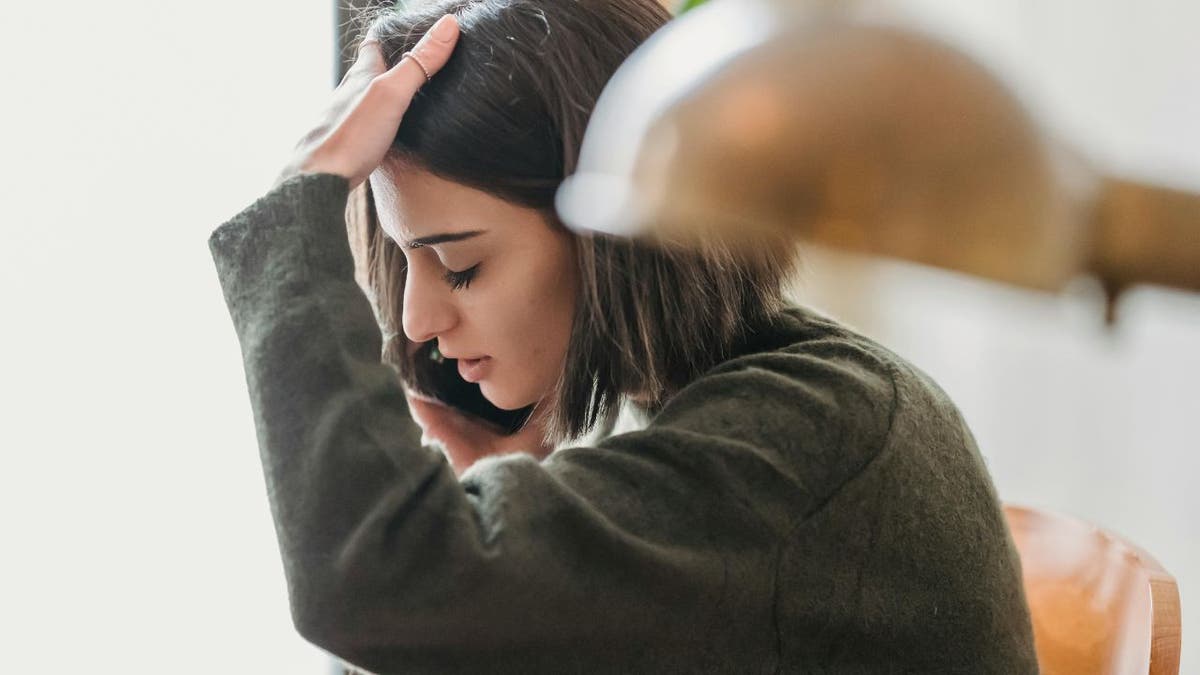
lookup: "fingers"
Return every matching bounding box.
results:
[335,36,385,89]
[382,14,461,94]
[355,37,383,69]
[310,15,460,190]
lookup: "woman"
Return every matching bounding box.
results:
[208,0,1038,672]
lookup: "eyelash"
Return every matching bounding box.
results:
[443,264,479,291]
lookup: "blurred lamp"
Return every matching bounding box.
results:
[556,0,1200,310]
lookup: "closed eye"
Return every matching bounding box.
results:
[443,264,479,291]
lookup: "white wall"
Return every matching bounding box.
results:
[1,0,337,671]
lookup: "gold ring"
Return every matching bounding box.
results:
[401,51,431,82]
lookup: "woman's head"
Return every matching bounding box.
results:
[354,0,798,444]
[368,159,578,416]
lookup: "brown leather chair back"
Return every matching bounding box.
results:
[1004,504,1181,675]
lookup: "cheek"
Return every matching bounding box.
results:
[501,273,575,372]
[470,242,577,403]
[511,243,577,357]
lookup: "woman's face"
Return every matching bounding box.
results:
[369,161,579,411]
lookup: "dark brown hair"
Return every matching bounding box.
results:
[347,0,799,444]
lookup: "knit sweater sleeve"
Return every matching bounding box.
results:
[207,172,895,674]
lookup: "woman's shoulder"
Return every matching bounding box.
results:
[705,302,953,420]
[619,305,892,498]
[635,303,969,504]
[664,303,905,428]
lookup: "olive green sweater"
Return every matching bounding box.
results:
[208,172,1038,674]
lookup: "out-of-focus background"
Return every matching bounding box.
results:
[0,0,1194,672]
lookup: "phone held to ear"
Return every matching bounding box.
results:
[405,340,533,435]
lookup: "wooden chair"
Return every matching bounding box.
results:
[1003,504,1182,675]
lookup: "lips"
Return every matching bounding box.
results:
[457,356,491,383]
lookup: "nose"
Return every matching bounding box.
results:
[401,267,459,343]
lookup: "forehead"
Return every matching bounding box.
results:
[369,161,546,244]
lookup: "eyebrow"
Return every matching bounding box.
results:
[402,230,486,249]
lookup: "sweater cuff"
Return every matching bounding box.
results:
[209,171,350,256]
[207,171,353,314]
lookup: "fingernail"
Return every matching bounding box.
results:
[431,14,456,42]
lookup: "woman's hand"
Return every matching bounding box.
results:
[274,14,461,191]
[406,392,556,477]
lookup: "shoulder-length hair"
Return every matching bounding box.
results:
[346,0,799,445]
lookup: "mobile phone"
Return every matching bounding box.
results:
[406,340,533,435]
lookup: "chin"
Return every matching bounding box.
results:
[479,381,538,411]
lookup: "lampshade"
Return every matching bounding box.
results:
[556,0,1120,293]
